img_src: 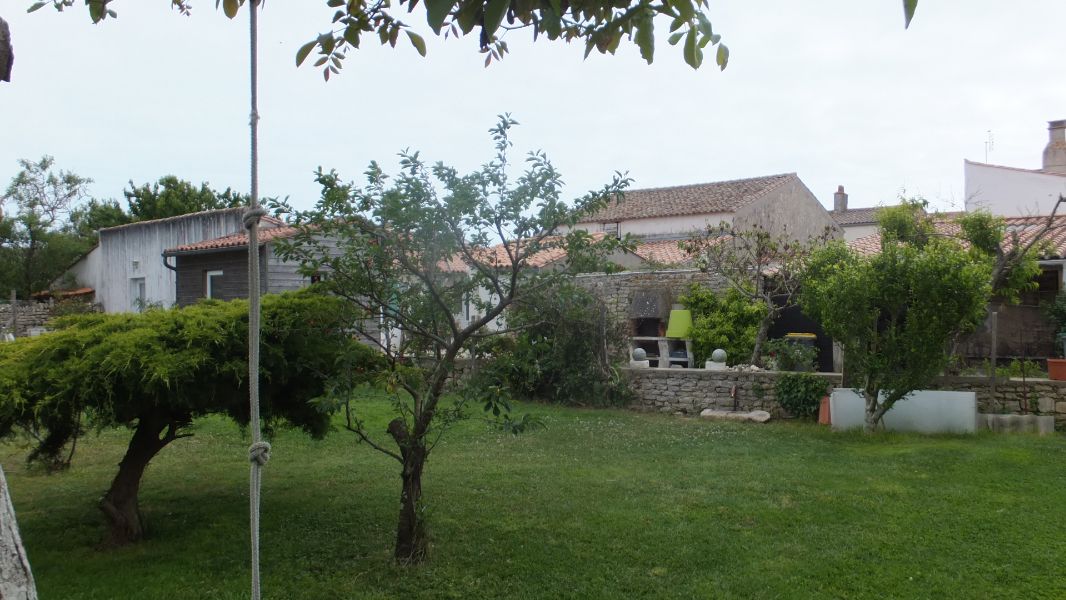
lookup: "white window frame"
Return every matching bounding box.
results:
[129,277,146,311]
[205,270,224,299]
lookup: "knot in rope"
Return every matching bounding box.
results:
[248,441,272,466]
[243,207,268,230]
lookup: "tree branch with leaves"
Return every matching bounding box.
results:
[272,115,631,563]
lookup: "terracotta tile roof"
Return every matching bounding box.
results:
[444,233,610,271]
[577,173,797,223]
[831,207,882,226]
[848,214,1066,259]
[632,239,696,266]
[164,224,298,255]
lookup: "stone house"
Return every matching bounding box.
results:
[562,172,842,246]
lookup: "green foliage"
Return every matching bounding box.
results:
[800,238,991,427]
[957,210,1042,303]
[68,198,132,237]
[486,282,632,407]
[877,196,933,248]
[47,0,732,74]
[0,291,378,466]
[680,283,766,365]
[763,338,816,372]
[124,175,246,221]
[272,116,630,561]
[774,372,827,419]
[0,156,94,297]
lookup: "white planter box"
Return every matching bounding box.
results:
[830,388,978,434]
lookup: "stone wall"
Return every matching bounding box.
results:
[0,302,56,337]
[573,269,725,326]
[624,368,841,416]
[624,368,1066,425]
[0,301,99,338]
[927,376,1066,425]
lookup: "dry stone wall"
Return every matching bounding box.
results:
[573,269,726,325]
[625,368,841,416]
[0,301,99,338]
[625,368,1066,426]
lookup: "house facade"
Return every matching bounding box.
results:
[563,172,841,244]
[61,208,248,312]
[964,120,1066,217]
[162,225,306,306]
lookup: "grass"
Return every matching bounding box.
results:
[4,392,1066,599]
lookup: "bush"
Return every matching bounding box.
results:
[485,282,632,407]
[763,338,817,371]
[775,372,828,419]
[680,284,766,365]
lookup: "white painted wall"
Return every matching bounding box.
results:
[565,212,732,238]
[841,223,878,243]
[67,210,245,312]
[964,160,1066,216]
[830,389,978,433]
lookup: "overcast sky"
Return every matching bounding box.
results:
[2,1,1065,215]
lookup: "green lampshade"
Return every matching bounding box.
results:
[664,309,692,339]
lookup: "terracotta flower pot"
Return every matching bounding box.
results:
[818,396,831,425]
[1048,358,1066,381]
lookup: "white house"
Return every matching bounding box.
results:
[60,208,250,312]
[964,119,1066,217]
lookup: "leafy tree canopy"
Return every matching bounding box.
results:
[273,115,632,562]
[800,238,990,431]
[124,175,247,221]
[0,291,381,544]
[0,156,94,297]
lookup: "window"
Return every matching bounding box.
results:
[129,277,146,312]
[603,222,619,238]
[205,270,224,299]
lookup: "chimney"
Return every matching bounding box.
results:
[1043,119,1066,174]
[833,185,848,212]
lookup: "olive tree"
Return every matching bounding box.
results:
[0,291,379,545]
[272,116,630,563]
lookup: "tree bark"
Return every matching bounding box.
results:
[0,465,37,600]
[388,418,428,563]
[98,416,172,546]
[750,314,772,366]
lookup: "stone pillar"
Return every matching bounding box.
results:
[833,185,848,213]
[0,466,38,600]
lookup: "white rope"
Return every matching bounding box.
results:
[247,2,267,599]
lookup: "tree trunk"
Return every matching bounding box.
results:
[863,389,889,433]
[388,417,428,564]
[750,314,772,366]
[98,416,171,546]
[0,466,38,600]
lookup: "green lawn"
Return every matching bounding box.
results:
[4,394,1066,599]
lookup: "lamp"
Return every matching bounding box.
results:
[664,309,692,339]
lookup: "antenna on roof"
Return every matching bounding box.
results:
[984,130,995,162]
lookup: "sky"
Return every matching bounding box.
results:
[1,1,1065,215]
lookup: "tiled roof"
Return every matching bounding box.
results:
[577,173,797,223]
[164,224,298,255]
[831,207,882,226]
[442,233,608,271]
[632,239,696,266]
[99,207,286,233]
[848,214,1066,259]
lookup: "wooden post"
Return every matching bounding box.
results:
[0,465,38,600]
[990,311,998,393]
[9,289,16,339]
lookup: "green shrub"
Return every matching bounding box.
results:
[485,282,632,407]
[775,372,828,419]
[680,284,766,365]
[763,338,817,372]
